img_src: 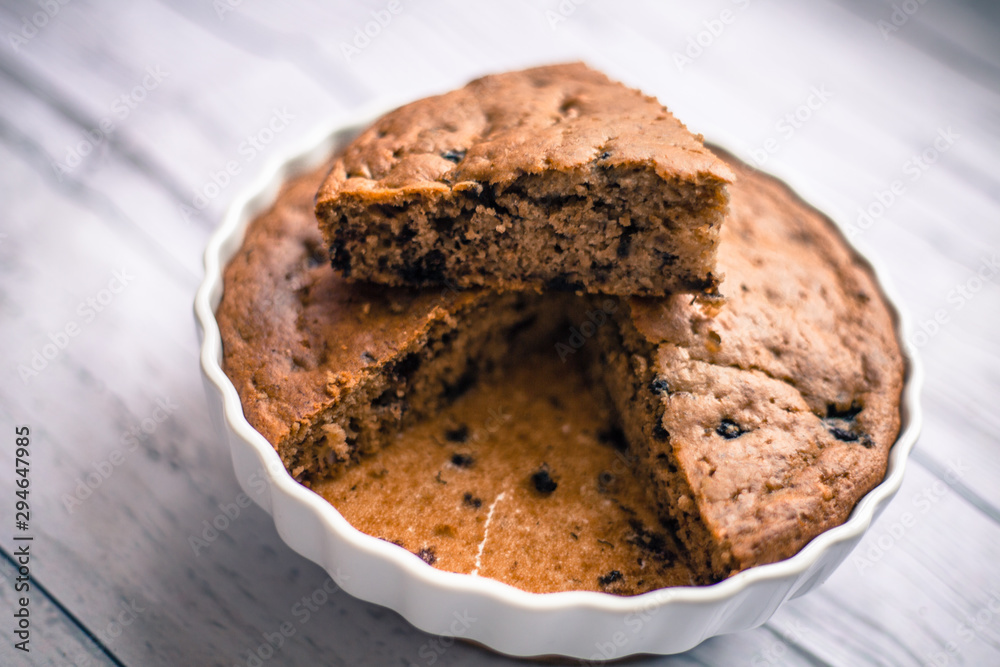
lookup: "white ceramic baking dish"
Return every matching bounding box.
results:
[194,101,923,660]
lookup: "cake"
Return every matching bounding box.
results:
[314,63,733,297]
[218,147,904,592]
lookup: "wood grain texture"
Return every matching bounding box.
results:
[0,0,998,665]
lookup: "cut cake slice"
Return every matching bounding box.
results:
[315,62,733,297]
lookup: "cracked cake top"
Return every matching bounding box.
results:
[316,62,733,199]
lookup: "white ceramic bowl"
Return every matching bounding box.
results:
[194,103,923,660]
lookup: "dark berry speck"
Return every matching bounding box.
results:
[716,419,744,439]
[598,570,623,587]
[531,467,558,494]
[828,426,859,442]
[650,377,670,394]
[445,424,469,443]
[450,453,474,468]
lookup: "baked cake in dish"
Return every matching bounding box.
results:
[314,63,733,297]
[218,145,903,591]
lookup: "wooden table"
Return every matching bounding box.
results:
[2,1,999,664]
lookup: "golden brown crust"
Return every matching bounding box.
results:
[317,62,732,198]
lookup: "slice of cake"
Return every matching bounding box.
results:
[218,163,568,484]
[591,151,905,581]
[315,62,733,297]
